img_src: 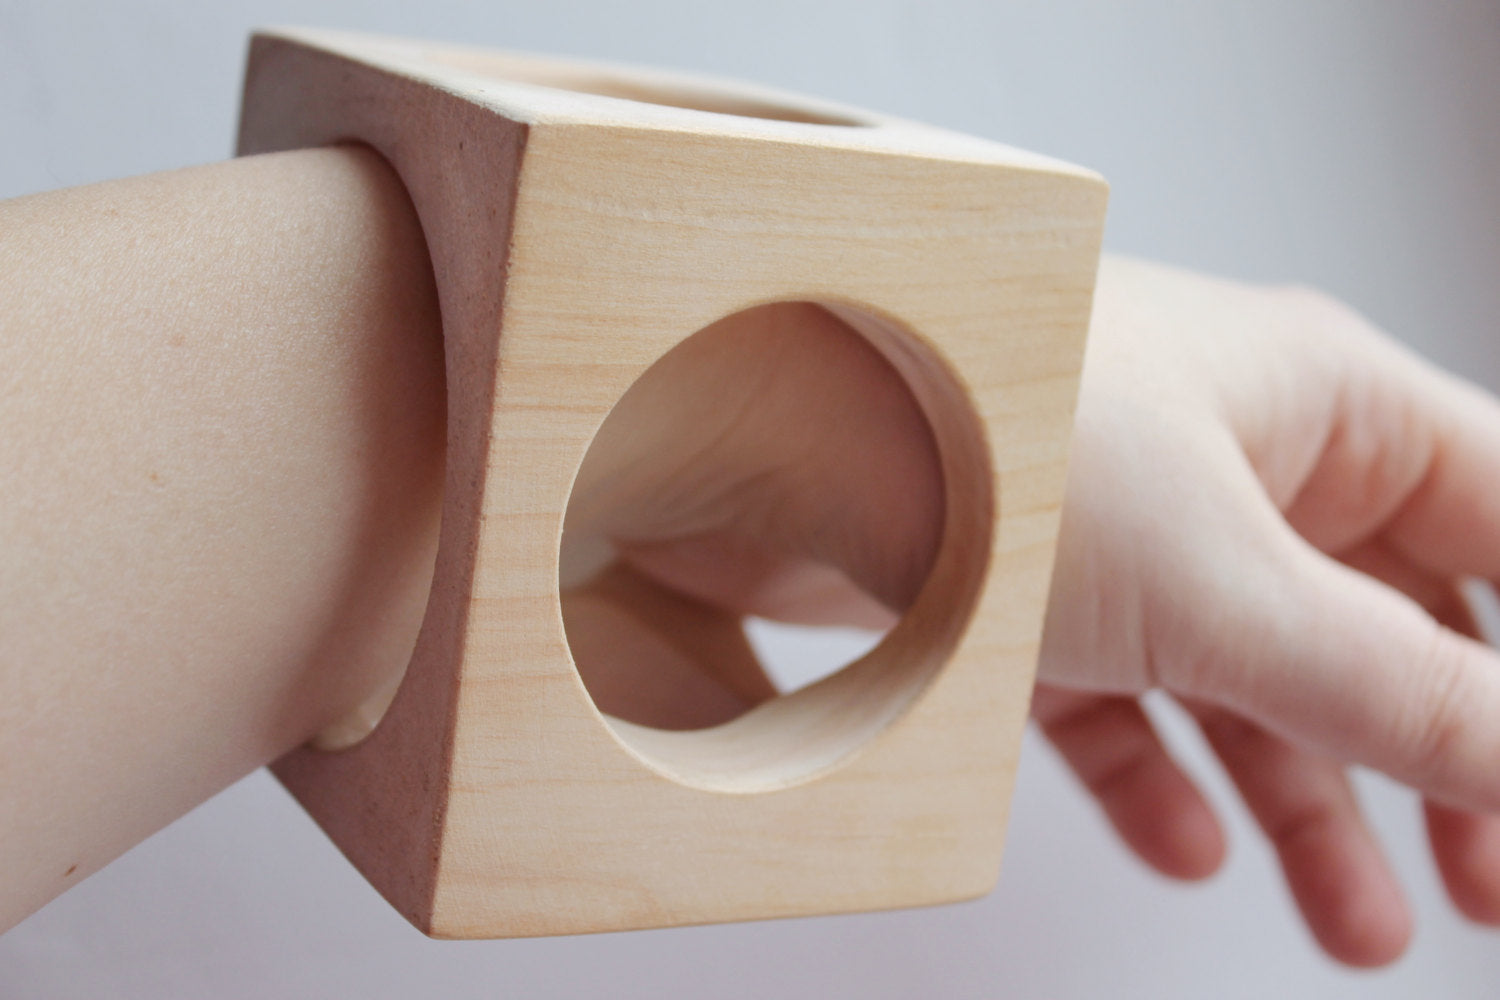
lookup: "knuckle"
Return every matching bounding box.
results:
[1266,800,1341,853]
[1404,629,1478,794]
[1086,745,1156,802]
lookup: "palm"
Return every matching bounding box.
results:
[1037,256,1500,966]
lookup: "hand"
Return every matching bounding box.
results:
[557,259,1500,969]
[1037,255,1500,966]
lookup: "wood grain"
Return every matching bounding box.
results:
[237,26,1107,938]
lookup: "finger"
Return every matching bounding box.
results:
[1395,574,1500,927]
[1192,705,1411,968]
[1193,534,1500,818]
[1033,686,1224,881]
[561,561,776,729]
[1383,369,1500,581]
[1424,801,1500,925]
[1280,317,1500,582]
[1334,537,1479,631]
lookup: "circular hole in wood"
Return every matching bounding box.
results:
[560,301,994,791]
[432,50,870,126]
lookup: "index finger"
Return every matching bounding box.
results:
[1197,537,1500,816]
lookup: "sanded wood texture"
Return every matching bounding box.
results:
[237,27,1107,938]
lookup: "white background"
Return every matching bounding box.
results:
[3,1,1499,996]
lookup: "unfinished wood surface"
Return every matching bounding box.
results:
[237,26,1107,938]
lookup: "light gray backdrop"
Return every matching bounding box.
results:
[2,1,1498,997]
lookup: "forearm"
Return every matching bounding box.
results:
[0,147,444,929]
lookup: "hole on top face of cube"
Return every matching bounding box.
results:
[431,50,871,126]
[559,300,994,791]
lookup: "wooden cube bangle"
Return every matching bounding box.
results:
[236,26,1107,939]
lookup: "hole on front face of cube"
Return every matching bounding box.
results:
[559,300,993,791]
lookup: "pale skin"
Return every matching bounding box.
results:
[2,148,1498,967]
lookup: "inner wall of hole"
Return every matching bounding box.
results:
[558,300,995,792]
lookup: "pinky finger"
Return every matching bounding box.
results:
[1034,686,1226,881]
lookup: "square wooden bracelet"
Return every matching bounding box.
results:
[237,27,1106,938]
